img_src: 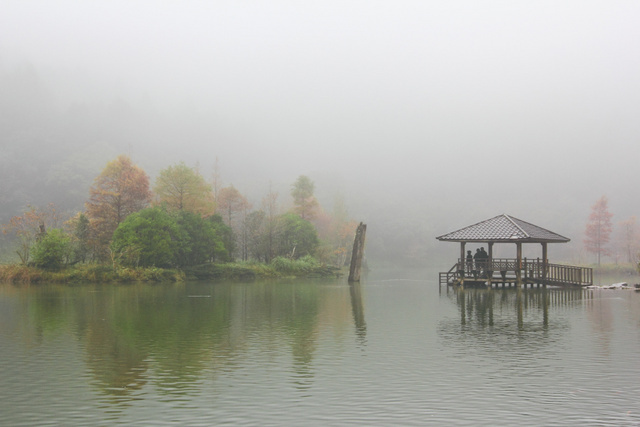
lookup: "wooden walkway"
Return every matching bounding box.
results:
[439,258,593,288]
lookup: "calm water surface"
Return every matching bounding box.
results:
[1,269,639,426]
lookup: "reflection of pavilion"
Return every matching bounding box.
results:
[437,214,592,288]
[445,286,588,329]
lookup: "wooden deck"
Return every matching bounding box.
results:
[439,258,593,288]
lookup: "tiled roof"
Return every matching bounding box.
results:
[436,214,570,243]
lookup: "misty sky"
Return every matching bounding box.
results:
[2,1,640,261]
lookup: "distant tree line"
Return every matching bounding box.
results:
[2,155,357,270]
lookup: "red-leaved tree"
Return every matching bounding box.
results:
[584,195,614,266]
[86,155,152,259]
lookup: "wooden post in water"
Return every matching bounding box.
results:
[348,222,367,283]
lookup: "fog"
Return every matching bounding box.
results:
[2,1,640,265]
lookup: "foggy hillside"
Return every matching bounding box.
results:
[2,1,640,265]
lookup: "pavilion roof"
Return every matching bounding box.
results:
[436,214,570,243]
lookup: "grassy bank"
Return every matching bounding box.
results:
[0,264,185,284]
[184,256,342,281]
[0,256,343,284]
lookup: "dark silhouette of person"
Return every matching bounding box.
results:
[466,250,473,275]
[473,249,481,277]
[479,247,489,277]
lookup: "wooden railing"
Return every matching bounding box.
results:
[455,258,592,286]
[439,263,459,286]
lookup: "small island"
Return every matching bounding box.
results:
[1,156,355,284]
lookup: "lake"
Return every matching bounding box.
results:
[1,269,639,426]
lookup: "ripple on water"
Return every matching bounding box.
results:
[1,279,640,425]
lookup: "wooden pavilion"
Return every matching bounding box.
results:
[437,214,592,288]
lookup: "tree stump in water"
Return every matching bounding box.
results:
[348,222,367,283]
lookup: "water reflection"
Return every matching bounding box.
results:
[445,286,587,326]
[438,287,588,353]
[348,282,367,346]
[2,277,640,426]
[4,280,358,399]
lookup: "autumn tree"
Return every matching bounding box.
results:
[291,175,319,220]
[86,155,151,260]
[326,195,358,267]
[1,203,60,264]
[309,195,358,266]
[154,162,214,216]
[584,195,614,266]
[217,185,250,259]
[217,186,247,226]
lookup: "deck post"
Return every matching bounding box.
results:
[459,242,466,281]
[541,243,548,282]
[487,242,494,286]
[516,242,523,286]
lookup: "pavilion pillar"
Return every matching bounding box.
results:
[487,242,494,286]
[459,242,466,280]
[516,242,522,286]
[541,242,548,281]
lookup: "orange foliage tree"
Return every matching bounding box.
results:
[310,195,358,266]
[291,175,319,220]
[85,155,151,259]
[584,195,614,266]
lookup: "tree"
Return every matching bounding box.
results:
[173,210,224,266]
[30,228,71,270]
[2,203,60,264]
[111,207,182,268]
[291,175,319,220]
[584,195,614,266]
[275,213,319,259]
[245,210,268,261]
[261,185,279,262]
[208,214,233,262]
[65,212,91,263]
[86,155,151,260]
[154,162,214,216]
[211,156,222,202]
[217,185,249,226]
[217,185,250,259]
[111,207,231,268]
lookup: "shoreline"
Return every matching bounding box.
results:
[0,261,344,285]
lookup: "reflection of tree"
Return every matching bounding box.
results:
[25,287,71,345]
[584,291,614,357]
[349,282,366,346]
[15,278,353,398]
[28,283,236,397]
[239,282,322,391]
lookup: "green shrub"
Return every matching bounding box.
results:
[30,229,71,270]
